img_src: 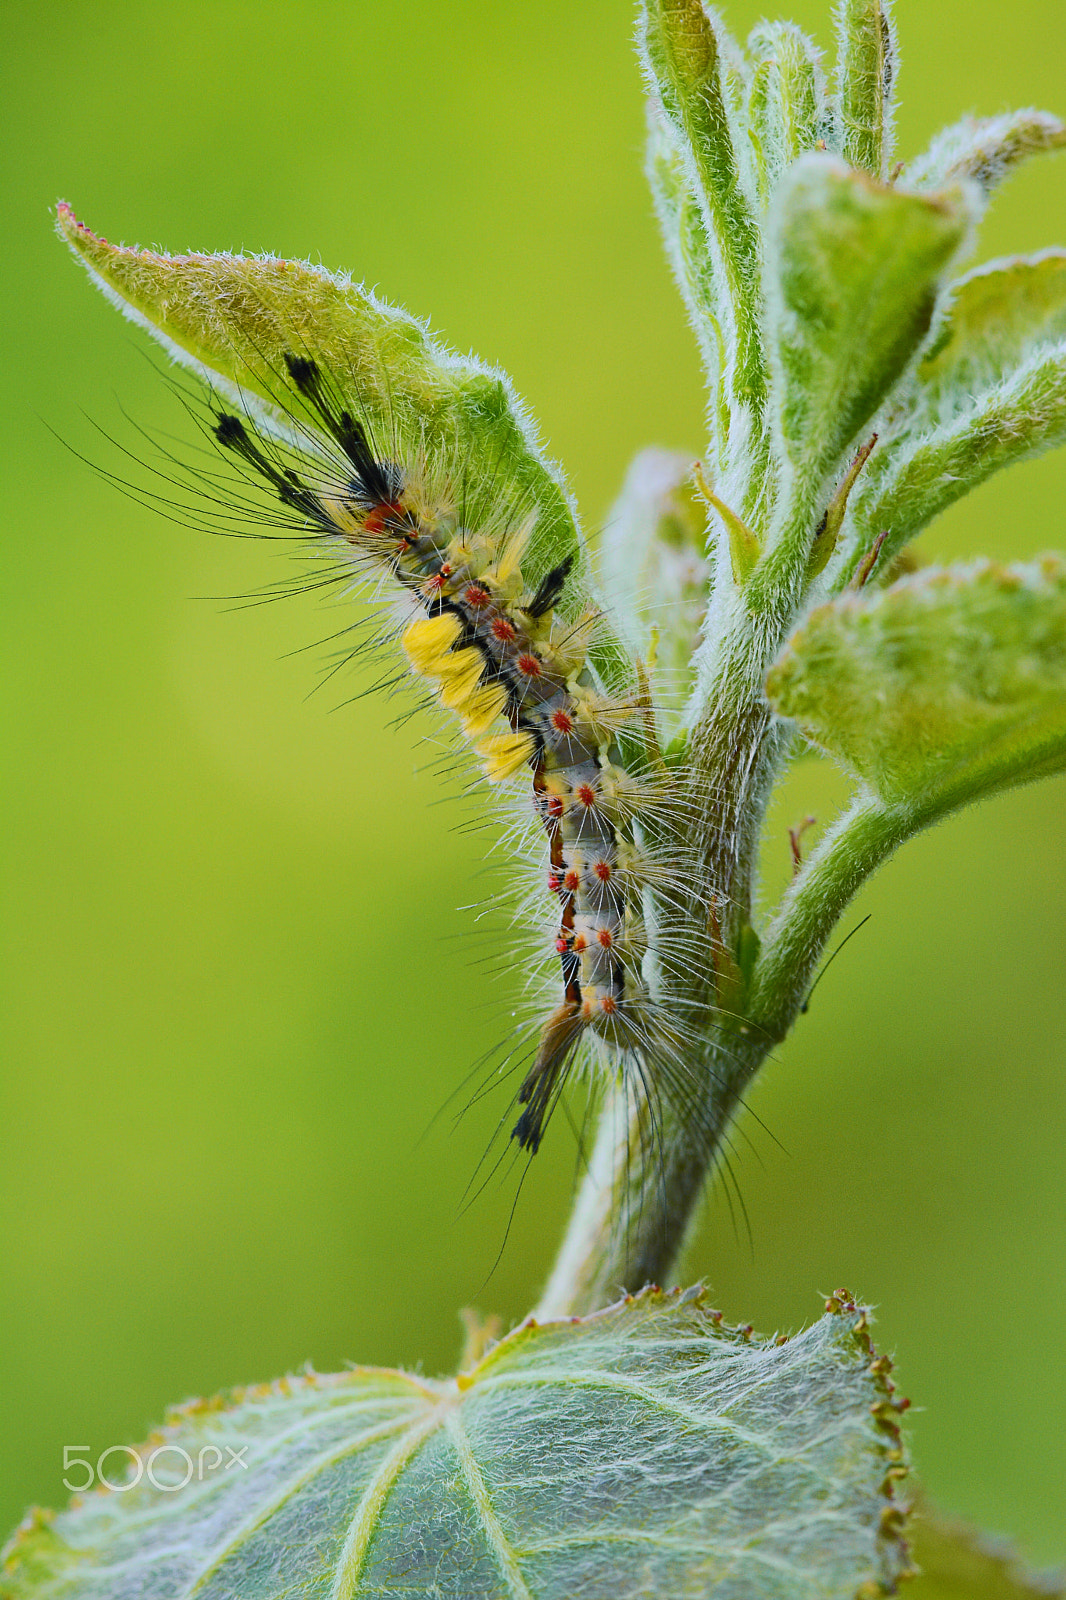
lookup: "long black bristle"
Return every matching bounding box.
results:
[524,554,574,618]
[283,352,403,506]
[214,412,331,528]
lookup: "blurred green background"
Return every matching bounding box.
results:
[3,0,1065,1568]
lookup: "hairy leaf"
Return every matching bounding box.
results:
[848,342,1066,579]
[1,1290,909,1600]
[842,253,1066,580]
[766,558,1066,812]
[834,0,897,178]
[55,205,582,596]
[639,1,767,419]
[646,107,731,451]
[746,22,829,205]
[920,251,1066,399]
[904,109,1066,197]
[765,155,969,513]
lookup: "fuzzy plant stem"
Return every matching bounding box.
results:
[747,795,910,1037]
[538,624,791,1316]
[535,1028,770,1318]
[536,658,912,1317]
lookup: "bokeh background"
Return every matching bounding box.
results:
[3,0,1065,1568]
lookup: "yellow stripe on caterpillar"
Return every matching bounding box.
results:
[402,612,462,673]
[476,731,536,782]
[436,648,486,709]
[460,682,509,738]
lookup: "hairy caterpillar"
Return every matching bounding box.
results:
[57,210,707,1168]
[214,353,693,1156]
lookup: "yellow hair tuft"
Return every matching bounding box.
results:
[490,516,534,587]
[402,612,462,673]
[461,682,509,737]
[437,648,486,710]
[541,609,598,679]
[476,731,536,782]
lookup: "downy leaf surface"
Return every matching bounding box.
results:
[55,206,583,600]
[766,558,1066,813]
[1,1290,909,1600]
[847,254,1066,578]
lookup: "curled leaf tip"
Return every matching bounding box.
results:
[56,201,107,250]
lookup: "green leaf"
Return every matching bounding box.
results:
[842,254,1066,579]
[848,343,1066,582]
[639,1,768,420]
[55,204,583,603]
[920,251,1066,396]
[1,1289,910,1600]
[844,254,1066,578]
[904,109,1066,197]
[766,157,968,495]
[755,155,970,597]
[908,1507,1066,1598]
[646,107,731,451]
[746,23,829,205]
[834,0,898,179]
[766,558,1066,813]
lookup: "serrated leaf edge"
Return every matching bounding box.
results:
[2,1286,912,1599]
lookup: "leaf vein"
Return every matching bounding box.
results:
[445,1411,533,1600]
[185,1405,432,1596]
[329,1404,451,1600]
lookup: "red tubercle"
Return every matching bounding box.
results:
[572,934,587,953]
[576,783,596,810]
[593,860,611,882]
[599,994,618,1015]
[550,708,574,734]
[596,928,613,949]
[464,583,492,609]
[363,501,406,535]
[424,564,453,593]
[546,796,564,819]
[516,653,542,678]
[548,873,562,893]
[564,870,580,892]
[554,936,569,955]
[491,617,516,643]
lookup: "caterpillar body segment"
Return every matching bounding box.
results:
[213,354,691,1156]
[385,480,677,1154]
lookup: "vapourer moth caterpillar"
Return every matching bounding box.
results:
[57,206,713,1168]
